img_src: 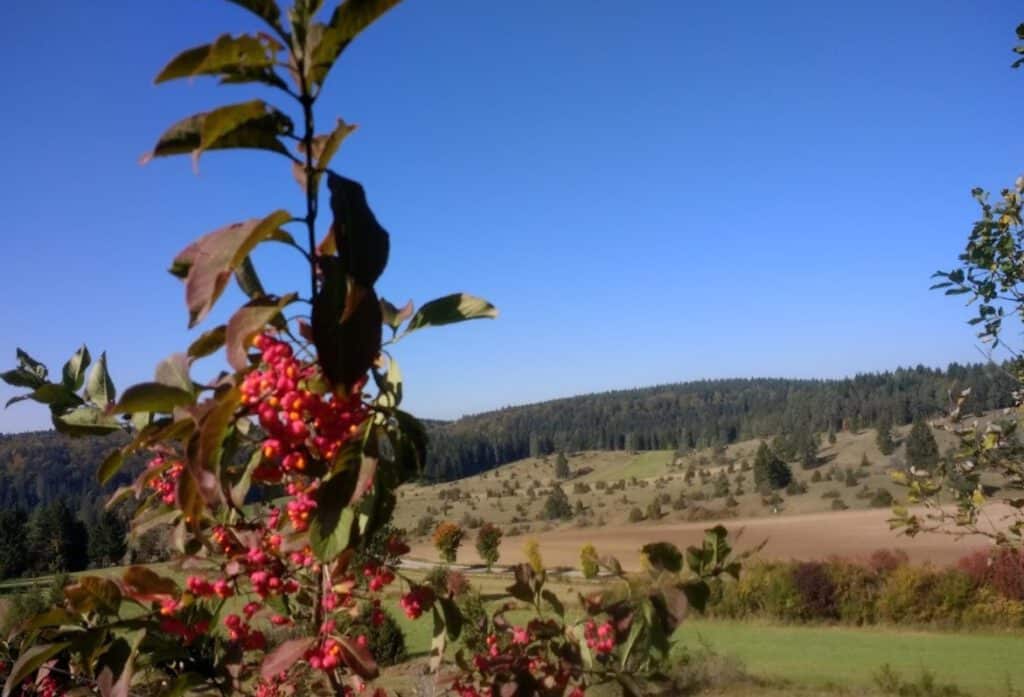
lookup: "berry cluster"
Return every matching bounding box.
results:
[399,586,433,620]
[583,620,616,655]
[146,454,183,505]
[241,334,368,483]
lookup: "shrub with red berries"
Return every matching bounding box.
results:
[0,1,500,694]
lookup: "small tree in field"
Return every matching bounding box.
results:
[753,442,792,490]
[905,419,940,472]
[554,451,570,479]
[433,521,464,564]
[475,522,502,570]
[580,543,599,579]
[542,484,573,520]
[876,417,896,455]
[524,538,543,574]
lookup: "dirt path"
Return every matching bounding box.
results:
[409,507,999,570]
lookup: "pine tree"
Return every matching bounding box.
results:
[542,485,573,520]
[554,452,570,480]
[88,511,127,567]
[875,418,896,456]
[0,509,27,580]
[26,500,88,574]
[753,442,793,490]
[905,419,940,471]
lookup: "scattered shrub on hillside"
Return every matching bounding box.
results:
[810,470,823,483]
[542,485,574,520]
[646,500,663,521]
[831,498,849,511]
[461,513,483,529]
[821,489,840,499]
[415,514,437,537]
[844,469,858,487]
[628,507,645,523]
[870,488,894,508]
[725,495,739,508]
[672,494,687,511]
[785,479,807,496]
[860,454,872,468]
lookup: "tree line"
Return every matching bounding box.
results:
[424,363,1014,480]
[0,500,127,580]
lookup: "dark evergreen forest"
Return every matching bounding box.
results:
[424,363,1016,480]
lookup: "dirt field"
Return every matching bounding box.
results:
[408,506,996,570]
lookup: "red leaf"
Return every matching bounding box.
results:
[261,637,314,681]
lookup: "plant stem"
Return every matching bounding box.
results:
[299,85,318,300]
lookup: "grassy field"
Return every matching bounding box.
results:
[389,609,1024,696]
[675,619,1024,695]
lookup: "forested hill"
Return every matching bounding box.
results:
[0,430,140,520]
[0,363,1016,503]
[424,363,1017,480]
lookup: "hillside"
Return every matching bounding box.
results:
[424,364,1015,480]
[400,420,991,567]
[0,363,1011,522]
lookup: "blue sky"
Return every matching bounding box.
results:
[1,1,1020,432]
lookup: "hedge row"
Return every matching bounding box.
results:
[707,548,1024,629]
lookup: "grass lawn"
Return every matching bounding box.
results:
[675,619,1024,694]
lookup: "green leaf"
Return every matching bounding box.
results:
[192,387,242,504]
[170,209,292,327]
[309,473,358,560]
[327,174,390,287]
[188,325,227,359]
[61,344,91,391]
[680,579,710,613]
[15,349,47,381]
[115,382,194,414]
[338,636,379,680]
[541,589,565,618]
[308,118,358,173]
[64,576,122,615]
[144,105,293,165]
[3,643,71,697]
[121,566,178,602]
[439,596,463,640]
[642,542,684,574]
[261,638,314,681]
[22,383,82,410]
[235,256,267,299]
[375,355,402,408]
[380,298,413,331]
[1,368,45,390]
[308,0,403,86]
[225,0,286,34]
[194,100,291,166]
[155,33,282,84]
[155,353,194,395]
[53,406,123,436]
[86,352,116,408]
[311,257,382,388]
[429,605,446,673]
[97,449,125,485]
[403,293,498,335]
[225,293,297,371]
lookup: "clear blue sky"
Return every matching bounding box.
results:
[1,1,1020,433]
